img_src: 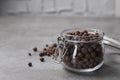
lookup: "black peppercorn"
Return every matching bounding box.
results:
[28,62,32,67]
[46,44,49,47]
[28,53,32,56]
[33,47,37,52]
[40,58,45,62]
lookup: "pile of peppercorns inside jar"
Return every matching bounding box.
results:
[59,29,104,71]
[63,42,103,69]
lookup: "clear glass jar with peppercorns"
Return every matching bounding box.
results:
[54,28,104,72]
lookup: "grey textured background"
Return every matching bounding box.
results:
[0,0,115,17]
[0,16,120,80]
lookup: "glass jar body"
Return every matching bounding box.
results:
[54,29,105,72]
[61,41,104,72]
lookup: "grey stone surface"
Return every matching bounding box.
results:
[0,16,120,80]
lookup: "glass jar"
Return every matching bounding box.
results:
[54,28,104,72]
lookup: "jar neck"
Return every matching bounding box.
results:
[61,28,104,44]
[61,37,103,44]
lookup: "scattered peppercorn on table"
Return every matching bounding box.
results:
[0,16,120,80]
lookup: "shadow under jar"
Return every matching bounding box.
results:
[54,28,104,72]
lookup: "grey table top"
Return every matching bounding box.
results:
[0,16,120,80]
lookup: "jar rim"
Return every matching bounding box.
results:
[61,28,104,43]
